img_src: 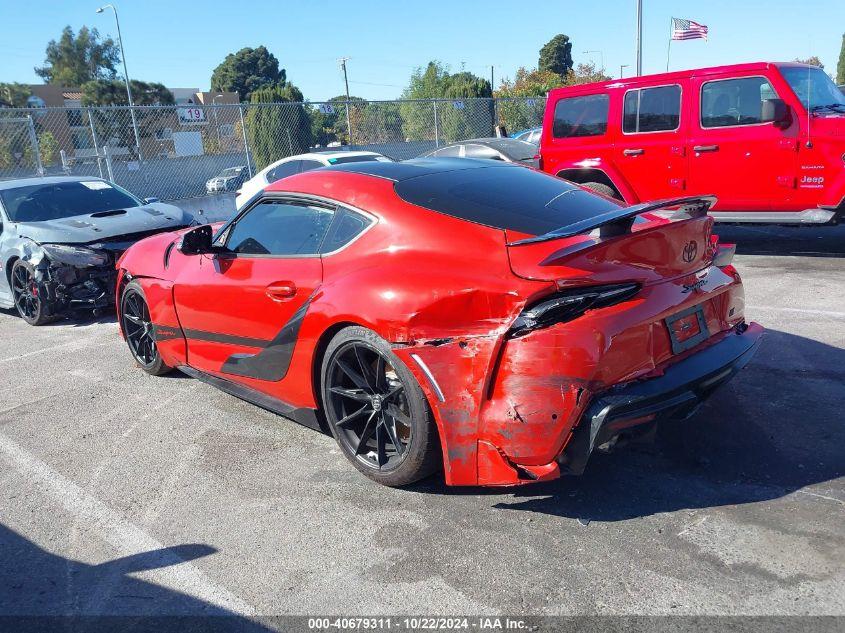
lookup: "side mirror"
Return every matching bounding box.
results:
[143,197,160,204]
[178,224,214,255]
[761,99,792,129]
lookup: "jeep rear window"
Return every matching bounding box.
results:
[394,163,621,235]
[0,181,141,222]
[552,94,609,138]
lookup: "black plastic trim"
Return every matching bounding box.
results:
[177,365,320,431]
[559,322,763,475]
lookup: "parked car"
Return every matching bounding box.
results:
[205,166,248,194]
[422,138,539,168]
[540,62,845,224]
[511,127,542,144]
[235,151,391,208]
[116,158,761,487]
[0,176,192,325]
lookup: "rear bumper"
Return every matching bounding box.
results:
[556,321,763,475]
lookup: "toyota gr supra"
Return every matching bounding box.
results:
[116,158,762,487]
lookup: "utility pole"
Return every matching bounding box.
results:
[338,57,353,146]
[635,0,643,76]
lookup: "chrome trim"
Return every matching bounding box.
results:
[410,353,446,403]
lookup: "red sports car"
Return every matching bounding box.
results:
[116,159,762,487]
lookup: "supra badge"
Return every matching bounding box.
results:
[682,240,698,263]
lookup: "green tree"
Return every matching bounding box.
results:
[567,61,612,85]
[538,34,573,78]
[400,62,492,141]
[35,26,119,85]
[494,67,565,132]
[793,56,824,68]
[81,79,174,155]
[211,46,284,102]
[838,33,845,85]
[246,82,311,169]
[0,83,32,108]
[23,131,58,166]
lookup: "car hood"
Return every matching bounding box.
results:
[14,202,190,245]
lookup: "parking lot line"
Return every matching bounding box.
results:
[0,432,254,616]
[746,305,845,319]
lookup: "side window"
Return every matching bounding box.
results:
[298,160,323,173]
[227,200,334,256]
[463,144,503,160]
[552,94,609,138]
[701,77,779,128]
[266,160,302,183]
[321,209,373,253]
[623,85,681,133]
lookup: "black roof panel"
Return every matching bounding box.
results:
[322,157,492,181]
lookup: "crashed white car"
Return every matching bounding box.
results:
[0,176,192,325]
[235,151,391,208]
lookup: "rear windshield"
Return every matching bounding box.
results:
[327,154,389,165]
[394,164,620,235]
[0,181,140,222]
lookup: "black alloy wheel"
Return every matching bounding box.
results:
[120,281,172,376]
[321,326,441,486]
[327,342,412,470]
[11,260,51,326]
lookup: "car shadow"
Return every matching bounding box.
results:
[410,328,845,522]
[715,222,845,257]
[0,523,274,631]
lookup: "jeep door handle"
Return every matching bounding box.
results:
[623,148,644,156]
[266,282,297,301]
[693,144,719,153]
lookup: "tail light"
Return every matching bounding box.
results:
[508,283,640,338]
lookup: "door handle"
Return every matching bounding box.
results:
[693,144,719,153]
[623,148,644,156]
[266,282,297,301]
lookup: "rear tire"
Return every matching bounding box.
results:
[581,182,619,199]
[120,280,173,376]
[320,326,441,487]
[10,260,54,326]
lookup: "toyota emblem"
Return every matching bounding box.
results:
[682,240,698,263]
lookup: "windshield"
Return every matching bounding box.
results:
[218,167,244,177]
[0,180,141,222]
[780,66,845,111]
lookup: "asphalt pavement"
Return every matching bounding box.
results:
[0,222,843,626]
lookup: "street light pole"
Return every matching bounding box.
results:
[96,4,143,163]
[620,64,630,78]
[635,0,643,76]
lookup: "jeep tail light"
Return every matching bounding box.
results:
[508,283,640,338]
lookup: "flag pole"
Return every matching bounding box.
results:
[666,17,673,72]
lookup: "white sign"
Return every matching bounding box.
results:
[177,107,207,125]
[526,99,536,107]
[452,100,465,110]
[318,104,336,114]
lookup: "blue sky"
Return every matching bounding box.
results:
[2,0,843,101]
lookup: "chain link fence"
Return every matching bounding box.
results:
[0,97,546,202]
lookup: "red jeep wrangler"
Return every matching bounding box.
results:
[540,62,845,224]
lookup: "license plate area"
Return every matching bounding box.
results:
[665,304,709,354]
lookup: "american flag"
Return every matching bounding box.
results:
[671,18,708,41]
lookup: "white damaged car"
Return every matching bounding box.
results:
[0,176,193,325]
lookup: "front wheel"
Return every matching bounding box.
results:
[320,326,441,487]
[120,280,173,376]
[11,260,53,326]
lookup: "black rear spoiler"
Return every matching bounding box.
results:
[507,195,717,246]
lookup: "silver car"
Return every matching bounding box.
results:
[0,176,193,325]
